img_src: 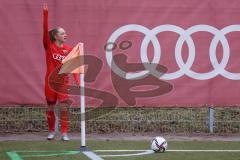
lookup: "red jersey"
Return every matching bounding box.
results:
[43,9,80,85]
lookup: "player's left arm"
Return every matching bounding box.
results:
[73,74,80,87]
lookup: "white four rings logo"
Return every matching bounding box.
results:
[105,24,240,80]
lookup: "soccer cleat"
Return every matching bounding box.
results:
[47,132,55,140]
[61,133,70,141]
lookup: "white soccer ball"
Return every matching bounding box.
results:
[151,136,167,152]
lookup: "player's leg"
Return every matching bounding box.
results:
[58,94,72,141]
[45,84,57,140]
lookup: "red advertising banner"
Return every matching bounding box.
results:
[0,0,240,106]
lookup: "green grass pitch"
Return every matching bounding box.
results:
[1,140,240,160]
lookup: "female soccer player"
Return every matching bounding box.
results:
[43,3,80,141]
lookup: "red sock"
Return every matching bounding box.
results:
[47,111,55,132]
[60,110,69,133]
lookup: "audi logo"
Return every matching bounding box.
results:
[105,24,240,80]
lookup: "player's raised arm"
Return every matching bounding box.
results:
[43,2,51,49]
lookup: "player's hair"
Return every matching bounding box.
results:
[49,27,61,42]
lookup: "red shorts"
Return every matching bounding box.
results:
[45,70,71,105]
[45,83,69,105]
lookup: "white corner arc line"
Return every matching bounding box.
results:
[94,149,240,158]
[96,150,147,152]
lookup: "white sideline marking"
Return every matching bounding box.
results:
[168,150,240,152]
[95,149,240,158]
[96,149,240,152]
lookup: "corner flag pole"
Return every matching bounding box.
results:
[59,42,88,148]
[79,43,86,147]
[61,43,103,159]
[80,73,86,147]
[78,44,103,160]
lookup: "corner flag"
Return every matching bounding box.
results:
[59,42,85,74]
